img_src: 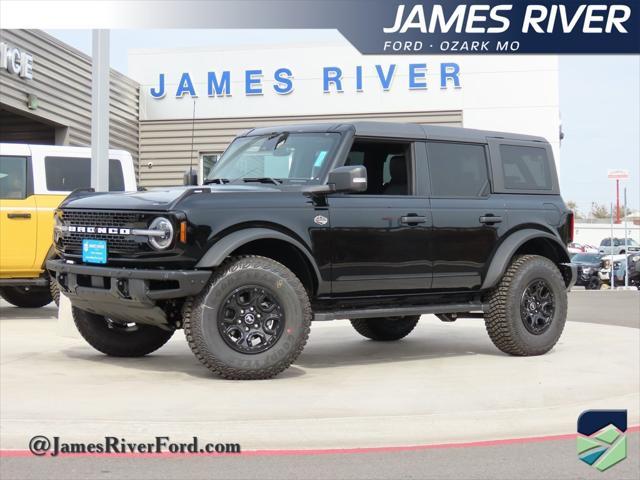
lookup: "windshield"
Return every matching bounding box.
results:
[207,132,340,183]
[572,253,602,263]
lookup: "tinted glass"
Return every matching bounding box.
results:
[427,142,489,197]
[500,145,552,190]
[44,157,125,191]
[345,141,410,195]
[0,156,28,199]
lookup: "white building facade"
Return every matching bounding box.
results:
[128,41,561,187]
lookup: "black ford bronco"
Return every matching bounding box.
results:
[47,122,576,379]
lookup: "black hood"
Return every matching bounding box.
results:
[59,185,282,211]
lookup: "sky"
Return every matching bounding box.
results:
[46,29,640,216]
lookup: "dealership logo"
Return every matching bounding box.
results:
[148,63,461,99]
[577,410,627,471]
[0,42,33,80]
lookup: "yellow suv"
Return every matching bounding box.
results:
[0,144,136,308]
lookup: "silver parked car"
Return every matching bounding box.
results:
[599,238,640,255]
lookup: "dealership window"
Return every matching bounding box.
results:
[199,153,221,182]
[345,140,411,195]
[44,157,125,191]
[427,142,489,197]
[0,156,28,199]
[500,145,552,190]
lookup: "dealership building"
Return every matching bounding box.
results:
[1,29,562,189]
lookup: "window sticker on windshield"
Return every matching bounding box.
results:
[314,151,327,167]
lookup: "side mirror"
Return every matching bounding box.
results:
[328,165,367,193]
[183,167,198,186]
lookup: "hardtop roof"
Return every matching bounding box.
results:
[244,121,548,144]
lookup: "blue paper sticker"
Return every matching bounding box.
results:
[82,239,107,264]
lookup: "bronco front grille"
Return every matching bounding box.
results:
[59,210,153,256]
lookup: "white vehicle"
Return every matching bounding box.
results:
[0,144,136,308]
[599,237,640,255]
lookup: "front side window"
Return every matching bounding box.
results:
[207,133,340,183]
[427,142,489,197]
[0,156,28,199]
[344,140,411,195]
[44,157,125,191]
[500,145,552,190]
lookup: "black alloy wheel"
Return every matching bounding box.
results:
[218,286,285,354]
[520,279,555,335]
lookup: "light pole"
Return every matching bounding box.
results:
[91,30,109,192]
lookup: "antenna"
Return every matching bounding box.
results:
[189,98,196,181]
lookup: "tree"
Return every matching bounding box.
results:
[566,200,583,219]
[590,203,610,219]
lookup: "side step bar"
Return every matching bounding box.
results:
[313,302,486,322]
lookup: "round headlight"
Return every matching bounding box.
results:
[582,267,591,274]
[148,217,174,250]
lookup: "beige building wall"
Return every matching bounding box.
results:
[0,30,139,169]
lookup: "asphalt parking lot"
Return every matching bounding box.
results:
[1,290,638,480]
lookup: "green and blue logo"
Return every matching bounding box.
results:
[577,410,627,472]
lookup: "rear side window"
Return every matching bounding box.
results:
[426,142,489,197]
[500,145,551,190]
[0,156,28,199]
[44,157,125,191]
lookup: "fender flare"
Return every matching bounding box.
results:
[481,229,571,290]
[195,227,322,282]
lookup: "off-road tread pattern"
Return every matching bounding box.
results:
[484,254,566,356]
[72,307,174,357]
[183,255,312,380]
[50,277,60,307]
[350,316,420,341]
[0,286,53,308]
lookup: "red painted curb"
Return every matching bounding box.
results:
[1,426,638,459]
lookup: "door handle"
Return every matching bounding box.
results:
[7,213,31,219]
[400,215,427,225]
[479,215,502,224]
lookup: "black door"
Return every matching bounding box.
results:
[426,141,507,290]
[328,139,433,295]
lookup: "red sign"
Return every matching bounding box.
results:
[607,169,630,180]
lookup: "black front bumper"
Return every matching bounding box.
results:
[46,259,211,327]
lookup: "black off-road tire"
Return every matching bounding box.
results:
[183,256,312,380]
[72,307,174,357]
[0,286,52,308]
[49,277,60,306]
[350,316,420,341]
[484,255,567,356]
[585,276,602,290]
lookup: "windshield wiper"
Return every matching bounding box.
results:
[203,178,230,185]
[242,177,283,185]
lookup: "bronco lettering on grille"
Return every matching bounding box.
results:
[68,226,131,235]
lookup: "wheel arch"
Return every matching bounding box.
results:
[195,228,321,294]
[482,229,572,290]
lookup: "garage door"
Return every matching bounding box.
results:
[0,108,55,145]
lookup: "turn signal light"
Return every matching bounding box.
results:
[180,221,187,243]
